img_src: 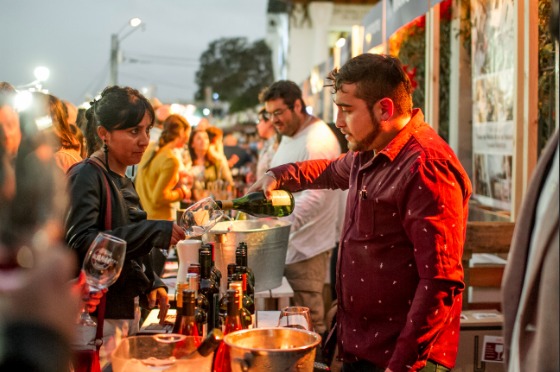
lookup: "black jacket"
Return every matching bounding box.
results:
[65,159,172,319]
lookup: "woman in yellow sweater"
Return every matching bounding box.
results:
[136,114,191,220]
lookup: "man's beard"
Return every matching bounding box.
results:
[347,114,380,152]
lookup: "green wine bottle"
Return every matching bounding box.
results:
[215,190,294,217]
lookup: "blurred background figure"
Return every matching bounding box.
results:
[63,100,78,125]
[0,81,85,372]
[0,82,21,161]
[44,93,83,172]
[187,127,233,201]
[254,107,280,180]
[502,1,559,371]
[136,114,192,220]
[222,130,254,174]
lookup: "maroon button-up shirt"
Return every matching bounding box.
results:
[271,110,471,371]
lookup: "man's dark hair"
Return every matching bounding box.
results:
[261,80,307,114]
[325,54,413,116]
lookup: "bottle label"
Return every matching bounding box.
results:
[270,190,291,206]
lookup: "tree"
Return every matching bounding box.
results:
[195,37,274,113]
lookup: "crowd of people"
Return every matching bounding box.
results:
[0,4,558,370]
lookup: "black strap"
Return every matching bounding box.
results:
[87,158,112,352]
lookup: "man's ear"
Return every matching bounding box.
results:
[378,98,394,120]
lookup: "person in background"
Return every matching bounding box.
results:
[502,2,559,370]
[45,93,83,172]
[223,130,253,171]
[0,82,99,372]
[249,54,471,371]
[187,127,233,200]
[0,82,21,161]
[63,100,78,125]
[70,123,86,160]
[136,114,192,220]
[65,86,186,365]
[254,107,280,181]
[260,80,341,335]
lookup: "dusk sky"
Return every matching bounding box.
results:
[0,0,268,104]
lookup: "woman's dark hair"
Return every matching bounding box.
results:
[260,80,307,114]
[325,53,413,116]
[84,86,154,156]
[187,129,208,163]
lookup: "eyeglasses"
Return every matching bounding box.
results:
[263,107,291,121]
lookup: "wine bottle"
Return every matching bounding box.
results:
[179,328,223,360]
[215,190,294,217]
[235,266,255,304]
[213,290,242,372]
[229,280,253,329]
[173,289,199,336]
[235,243,255,290]
[199,249,220,331]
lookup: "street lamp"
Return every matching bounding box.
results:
[110,17,143,86]
[16,66,51,93]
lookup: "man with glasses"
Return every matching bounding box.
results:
[260,80,342,335]
[250,55,471,371]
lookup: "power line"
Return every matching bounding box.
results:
[119,72,196,90]
[125,50,199,63]
[78,60,110,101]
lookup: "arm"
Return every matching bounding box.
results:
[248,153,353,197]
[152,156,186,206]
[388,159,470,371]
[65,163,175,264]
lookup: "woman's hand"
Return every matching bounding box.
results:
[170,223,186,245]
[148,287,169,324]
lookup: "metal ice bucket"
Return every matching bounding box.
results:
[224,328,321,372]
[207,219,291,293]
[111,334,213,372]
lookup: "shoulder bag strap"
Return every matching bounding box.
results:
[86,158,112,352]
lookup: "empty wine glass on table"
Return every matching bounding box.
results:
[179,197,225,238]
[277,306,313,331]
[78,232,126,327]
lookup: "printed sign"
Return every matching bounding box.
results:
[482,335,505,363]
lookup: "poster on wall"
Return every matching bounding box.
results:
[471,0,515,211]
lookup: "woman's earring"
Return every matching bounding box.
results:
[103,141,108,153]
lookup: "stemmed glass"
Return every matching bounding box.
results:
[78,232,126,327]
[277,306,313,331]
[179,197,225,238]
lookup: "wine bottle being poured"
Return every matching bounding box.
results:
[215,190,294,218]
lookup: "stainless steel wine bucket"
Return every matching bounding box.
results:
[223,328,321,372]
[207,219,291,293]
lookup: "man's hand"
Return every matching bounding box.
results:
[247,171,278,199]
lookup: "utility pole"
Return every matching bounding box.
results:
[110,33,119,86]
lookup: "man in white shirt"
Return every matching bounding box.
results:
[262,80,341,334]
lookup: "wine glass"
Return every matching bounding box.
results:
[277,306,313,331]
[78,232,126,327]
[179,197,224,238]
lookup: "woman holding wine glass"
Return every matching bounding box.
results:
[64,86,186,363]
